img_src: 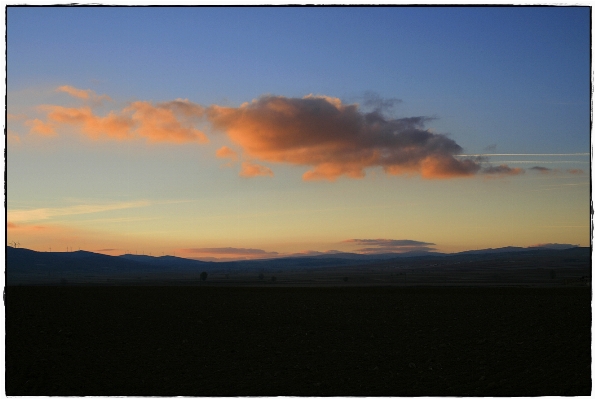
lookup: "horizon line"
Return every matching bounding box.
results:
[6,244,585,262]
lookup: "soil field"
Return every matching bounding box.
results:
[5,286,592,396]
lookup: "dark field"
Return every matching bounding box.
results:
[6,286,592,396]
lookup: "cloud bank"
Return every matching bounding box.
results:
[26,86,534,181]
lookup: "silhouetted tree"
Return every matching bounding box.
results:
[271,276,277,282]
[258,273,264,280]
[200,271,208,281]
[343,277,349,282]
[550,270,556,279]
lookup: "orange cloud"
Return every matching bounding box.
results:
[7,131,22,145]
[207,95,482,181]
[240,161,274,178]
[126,100,207,143]
[216,146,239,161]
[57,85,111,104]
[25,118,57,136]
[7,222,51,232]
[32,94,207,143]
[7,113,27,122]
[42,105,133,140]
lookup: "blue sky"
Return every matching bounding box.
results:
[6,6,590,258]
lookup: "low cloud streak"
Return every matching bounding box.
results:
[8,200,150,224]
[482,164,525,176]
[344,238,437,254]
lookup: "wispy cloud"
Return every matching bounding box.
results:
[7,131,22,144]
[8,200,150,223]
[7,222,49,231]
[240,161,274,178]
[528,167,586,176]
[57,85,111,105]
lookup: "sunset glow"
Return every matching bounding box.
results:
[6,6,590,259]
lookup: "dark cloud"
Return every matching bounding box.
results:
[528,166,560,175]
[482,164,525,176]
[529,166,552,173]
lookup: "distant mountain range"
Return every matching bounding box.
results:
[5,244,588,285]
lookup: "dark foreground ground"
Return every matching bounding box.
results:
[5,286,592,396]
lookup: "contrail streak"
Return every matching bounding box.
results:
[487,160,589,164]
[456,153,589,157]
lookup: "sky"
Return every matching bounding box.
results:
[5,6,591,260]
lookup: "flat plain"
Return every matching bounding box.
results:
[6,285,591,396]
